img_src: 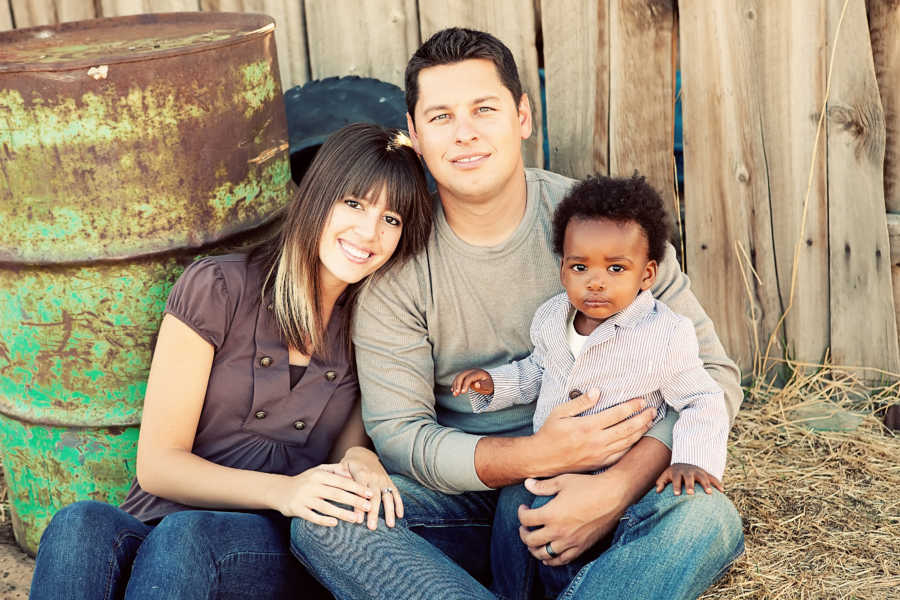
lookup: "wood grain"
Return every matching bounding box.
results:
[756,1,830,367]
[609,0,675,222]
[417,0,543,167]
[305,0,418,88]
[827,0,900,380]
[680,0,780,374]
[868,0,900,213]
[542,0,607,178]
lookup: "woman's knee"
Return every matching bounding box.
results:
[39,501,141,554]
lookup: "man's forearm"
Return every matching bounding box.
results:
[474,434,553,488]
[602,435,671,505]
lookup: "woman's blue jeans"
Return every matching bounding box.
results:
[290,475,744,600]
[29,500,327,600]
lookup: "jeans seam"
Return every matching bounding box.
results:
[107,531,146,600]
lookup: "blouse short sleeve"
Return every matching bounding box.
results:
[165,257,234,349]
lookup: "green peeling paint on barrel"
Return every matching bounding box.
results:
[0,12,293,555]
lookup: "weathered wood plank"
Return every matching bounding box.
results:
[1,1,13,30]
[888,213,900,352]
[304,0,418,89]
[609,0,675,224]
[202,0,308,89]
[680,1,780,375]
[827,0,900,381]
[417,0,543,168]
[868,0,900,213]
[54,0,95,22]
[756,1,830,367]
[9,0,57,28]
[99,0,201,18]
[541,0,606,178]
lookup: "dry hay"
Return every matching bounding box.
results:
[700,365,899,600]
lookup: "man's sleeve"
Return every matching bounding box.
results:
[352,267,489,494]
[651,243,743,430]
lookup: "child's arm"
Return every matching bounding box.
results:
[659,316,730,484]
[459,300,554,413]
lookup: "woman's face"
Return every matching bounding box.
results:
[318,186,404,291]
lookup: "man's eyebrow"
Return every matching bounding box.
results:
[421,95,503,115]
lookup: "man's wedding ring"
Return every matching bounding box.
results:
[382,488,394,495]
[545,542,558,558]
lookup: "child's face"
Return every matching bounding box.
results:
[560,218,658,328]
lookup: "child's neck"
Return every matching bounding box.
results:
[573,311,604,336]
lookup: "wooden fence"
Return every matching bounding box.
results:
[3,0,900,385]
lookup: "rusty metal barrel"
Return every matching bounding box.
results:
[0,12,293,555]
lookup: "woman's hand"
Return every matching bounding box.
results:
[275,463,375,527]
[341,446,404,530]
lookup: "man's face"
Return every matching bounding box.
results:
[407,58,532,205]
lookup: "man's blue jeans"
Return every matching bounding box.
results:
[29,500,325,600]
[290,475,744,600]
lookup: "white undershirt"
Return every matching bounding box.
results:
[566,307,589,357]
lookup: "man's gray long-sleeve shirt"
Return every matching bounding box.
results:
[352,168,742,494]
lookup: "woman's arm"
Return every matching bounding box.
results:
[136,314,373,526]
[326,398,404,528]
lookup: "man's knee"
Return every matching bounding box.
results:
[659,488,744,555]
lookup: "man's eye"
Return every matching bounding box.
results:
[430,113,449,122]
[477,106,495,113]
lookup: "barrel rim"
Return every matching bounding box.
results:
[0,12,275,73]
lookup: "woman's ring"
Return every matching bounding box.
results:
[545,542,558,558]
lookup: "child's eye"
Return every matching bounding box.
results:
[570,264,587,272]
[608,265,625,273]
[384,214,402,227]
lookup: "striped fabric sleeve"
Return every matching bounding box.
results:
[661,316,730,481]
[470,308,549,413]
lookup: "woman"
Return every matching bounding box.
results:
[30,123,433,599]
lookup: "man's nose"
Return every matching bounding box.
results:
[454,114,478,143]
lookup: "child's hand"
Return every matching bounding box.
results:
[655,463,724,496]
[451,369,494,396]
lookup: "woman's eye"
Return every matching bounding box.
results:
[344,199,362,209]
[384,215,402,227]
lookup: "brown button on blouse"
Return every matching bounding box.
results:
[119,254,358,523]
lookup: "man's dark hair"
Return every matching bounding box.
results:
[552,173,672,264]
[405,27,524,121]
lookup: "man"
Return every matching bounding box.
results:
[291,28,744,599]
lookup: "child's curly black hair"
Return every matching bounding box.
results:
[552,173,672,264]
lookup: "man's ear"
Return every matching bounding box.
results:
[517,93,533,141]
[640,260,658,291]
[406,113,421,154]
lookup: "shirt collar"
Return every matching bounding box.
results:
[603,289,655,329]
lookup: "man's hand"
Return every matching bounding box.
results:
[517,472,627,566]
[532,390,655,476]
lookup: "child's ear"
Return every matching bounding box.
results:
[640,260,658,291]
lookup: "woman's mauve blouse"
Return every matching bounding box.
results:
[119,254,358,523]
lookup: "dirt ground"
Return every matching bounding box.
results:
[0,468,34,599]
